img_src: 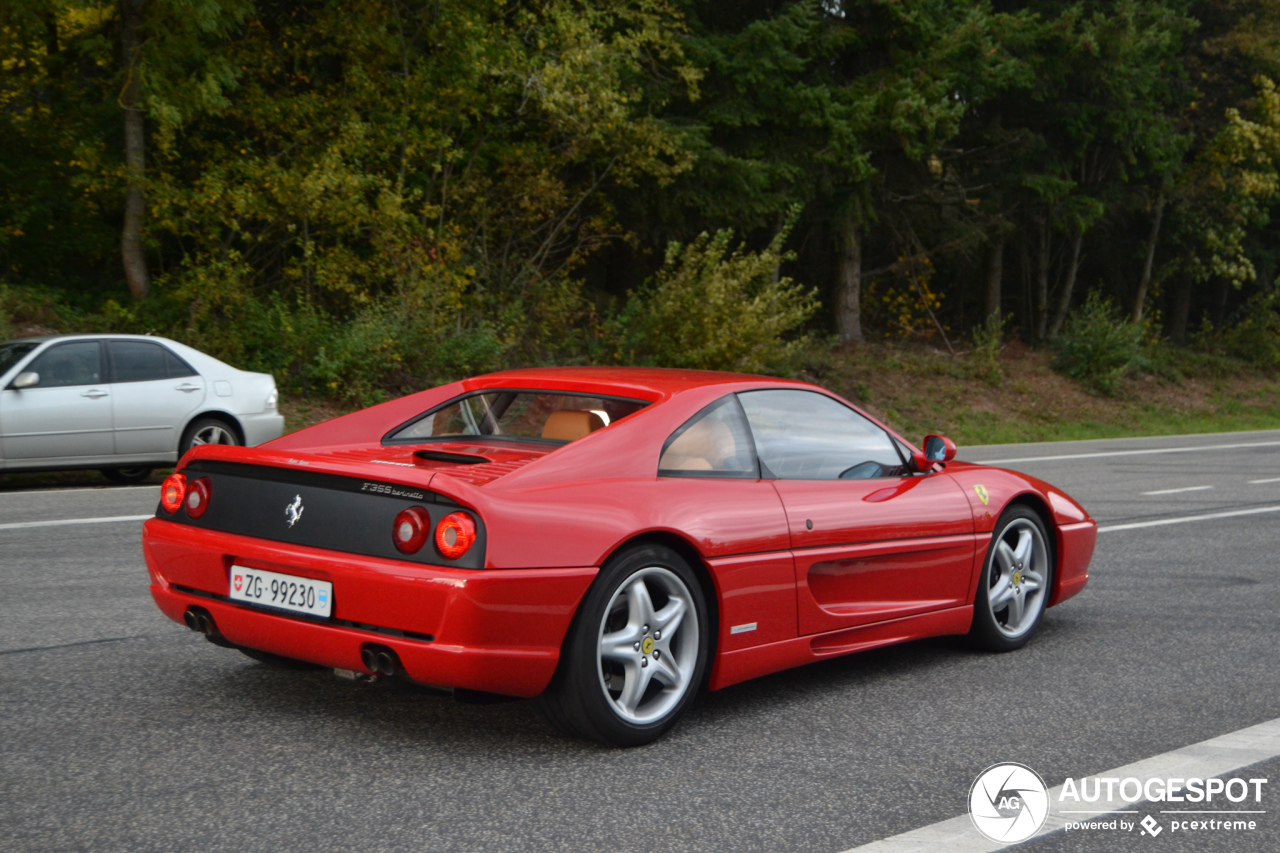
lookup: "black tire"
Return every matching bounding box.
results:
[237,647,325,670]
[179,417,241,458]
[969,505,1054,652]
[538,544,709,746]
[100,467,154,485]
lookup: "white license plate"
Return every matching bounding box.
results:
[229,566,332,618]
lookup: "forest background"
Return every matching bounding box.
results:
[5,0,1280,442]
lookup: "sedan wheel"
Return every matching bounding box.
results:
[100,467,154,485]
[180,418,240,458]
[970,506,1053,651]
[539,544,708,746]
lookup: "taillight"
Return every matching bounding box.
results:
[392,506,431,554]
[160,473,187,514]
[435,512,476,560]
[185,477,212,519]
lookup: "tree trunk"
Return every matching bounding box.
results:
[1035,216,1051,342]
[1169,276,1193,344]
[985,231,1006,322]
[1048,227,1084,340]
[836,217,864,343]
[120,0,150,300]
[1131,192,1165,323]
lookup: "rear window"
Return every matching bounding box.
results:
[386,391,648,444]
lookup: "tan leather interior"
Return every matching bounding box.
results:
[660,417,736,470]
[542,409,607,442]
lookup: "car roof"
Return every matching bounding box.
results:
[3,333,179,345]
[461,366,813,400]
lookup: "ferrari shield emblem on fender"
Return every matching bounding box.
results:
[974,484,990,506]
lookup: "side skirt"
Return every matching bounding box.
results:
[707,605,974,691]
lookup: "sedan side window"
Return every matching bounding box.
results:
[659,395,759,478]
[737,389,906,480]
[23,342,103,388]
[109,341,169,383]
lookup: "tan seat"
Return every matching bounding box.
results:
[660,417,736,470]
[542,410,607,442]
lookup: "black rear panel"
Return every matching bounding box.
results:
[157,460,486,569]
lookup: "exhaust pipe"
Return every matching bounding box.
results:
[359,644,402,677]
[182,606,232,648]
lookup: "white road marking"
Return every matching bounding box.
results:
[0,514,152,531]
[1250,477,1280,484]
[978,439,1280,465]
[1141,485,1213,495]
[1098,505,1280,533]
[838,716,1280,852]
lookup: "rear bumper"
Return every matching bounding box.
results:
[143,518,596,697]
[1050,520,1095,607]
[240,412,286,447]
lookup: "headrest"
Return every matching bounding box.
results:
[542,409,606,442]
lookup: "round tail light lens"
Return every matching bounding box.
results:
[392,506,431,554]
[435,512,476,560]
[160,473,187,514]
[185,477,212,519]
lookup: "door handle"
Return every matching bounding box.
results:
[81,389,109,399]
[175,384,202,392]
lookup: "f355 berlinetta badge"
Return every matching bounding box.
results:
[285,495,304,528]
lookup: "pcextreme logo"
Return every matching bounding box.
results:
[969,763,1049,843]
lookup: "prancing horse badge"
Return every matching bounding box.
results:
[285,495,304,527]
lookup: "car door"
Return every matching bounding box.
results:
[736,389,977,636]
[0,340,115,461]
[106,340,207,457]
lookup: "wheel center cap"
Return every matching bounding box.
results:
[1013,571,1022,585]
[642,637,655,655]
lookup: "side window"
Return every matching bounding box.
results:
[164,348,198,378]
[659,396,759,478]
[737,389,906,480]
[109,341,169,383]
[24,342,103,388]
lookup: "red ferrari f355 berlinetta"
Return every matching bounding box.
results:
[142,367,1095,745]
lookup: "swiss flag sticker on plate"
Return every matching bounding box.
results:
[233,573,243,592]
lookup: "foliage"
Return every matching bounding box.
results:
[969,312,1008,387]
[1052,292,1145,394]
[1198,289,1280,370]
[608,212,818,373]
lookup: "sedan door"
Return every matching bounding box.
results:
[0,341,115,461]
[106,340,207,457]
[737,389,977,636]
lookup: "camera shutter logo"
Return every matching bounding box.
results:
[969,763,1050,843]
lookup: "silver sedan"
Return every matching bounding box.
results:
[0,334,284,484]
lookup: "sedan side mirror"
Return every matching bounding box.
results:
[11,371,39,390]
[923,434,956,463]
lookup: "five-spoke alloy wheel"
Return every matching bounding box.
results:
[180,417,240,458]
[540,544,709,746]
[970,505,1053,651]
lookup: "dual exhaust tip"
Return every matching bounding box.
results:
[182,606,232,648]
[360,644,402,677]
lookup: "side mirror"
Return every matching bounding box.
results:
[11,371,39,390]
[923,434,957,463]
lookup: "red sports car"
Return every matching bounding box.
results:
[142,368,1095,745]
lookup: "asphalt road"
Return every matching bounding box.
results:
[2,430,1279,852]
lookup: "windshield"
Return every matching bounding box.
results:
[0,342,38,375]
[388,391,648,444]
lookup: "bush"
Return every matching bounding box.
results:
[1052,291,1143,394]
[607,211,818,374]
[1216,290,1280,370]
[969,313,1007,386]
